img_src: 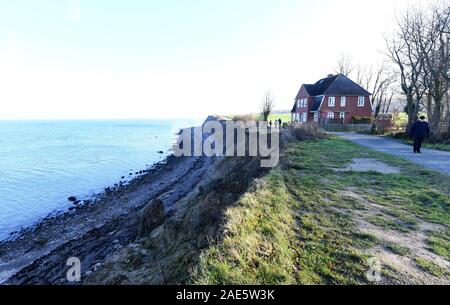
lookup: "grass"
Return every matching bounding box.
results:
[192,137,450,284]
[384,242,411,256]
[414,257,449,277]
[222,113,291,123]
[387,136,450,152]
[426,230,450,260]
[267,113,291,124]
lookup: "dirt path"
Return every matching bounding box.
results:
[333,132,450,176]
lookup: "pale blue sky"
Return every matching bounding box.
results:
[0,0,430,119]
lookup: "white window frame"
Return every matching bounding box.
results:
[340,112,345,119]
[358,96,365,107]
[340,97,346,107]
[328,97,335,107]
[302,113,307,122]
[327,112,335,119]
[297,100,300,108]
[313,113,319,122]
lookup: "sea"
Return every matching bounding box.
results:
[0,119,191,240]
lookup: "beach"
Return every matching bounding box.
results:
[0,151,216,283]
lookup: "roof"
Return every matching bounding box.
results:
[302,74,371,97]
[310,96,324,112]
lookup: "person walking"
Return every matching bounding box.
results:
[410,116,430,154]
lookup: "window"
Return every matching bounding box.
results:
[328,97,335,107]
[303,99,308,108]
[302,113,307,122]
[314,113,319,122]
[297,100,300,108]
[358,96,365,107]
[340,112,345,119]
[340,97,346,107]
[327,112,335,119]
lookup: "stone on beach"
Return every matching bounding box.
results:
[138,199,165,236]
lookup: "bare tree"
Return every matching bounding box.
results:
[386,2,450,139]
[261,91,275,121]
[355,62,396,131]
[335,54,356,76]
[386,7,427,133]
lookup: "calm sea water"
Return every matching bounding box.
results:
[0,119,181,240]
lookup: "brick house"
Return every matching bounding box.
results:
[291,74,373,124]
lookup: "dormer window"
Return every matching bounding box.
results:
[340,97,346,107]
[328,97,335,107]
[358,96,365,107]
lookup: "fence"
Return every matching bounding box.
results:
[320,123,375,133]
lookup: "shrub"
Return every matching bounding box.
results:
[231,114,257,122]
[391,132,409,139]
[290,123,327,141]
[351,116,372,124]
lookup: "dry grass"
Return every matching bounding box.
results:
[289,123,328,141]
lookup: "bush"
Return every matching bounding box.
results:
[291,123,327,141]
[231,114,257,122]
[391,132,409,139]
[351,116,372,124]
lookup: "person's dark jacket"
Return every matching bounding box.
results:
[411,121,430,139]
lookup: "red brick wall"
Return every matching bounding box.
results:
[294,85,310,114]
[318,95,372,124]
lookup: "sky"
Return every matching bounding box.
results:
[0,0,435,120]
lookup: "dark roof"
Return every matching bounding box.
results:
[303,75,339,96]
[303,74,371,97]
[310,96,324,112]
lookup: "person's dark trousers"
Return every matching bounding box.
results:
[413,136,425,153]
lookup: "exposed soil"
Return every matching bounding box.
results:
[335,187,449,285]
[334,158,401,174]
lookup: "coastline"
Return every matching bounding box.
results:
[0,151,214,284]
[0,118,218,284]
[0,119,275,284]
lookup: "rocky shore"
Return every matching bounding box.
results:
[0,150,217,284]
[0,119,272,284]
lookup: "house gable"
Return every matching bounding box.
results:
[324,74,371,96]
[292,85,311,113]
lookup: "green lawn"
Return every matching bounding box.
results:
[222,113,291,123]
[267,113,291,124]
[193,137,450,284]
[388,137,450,152]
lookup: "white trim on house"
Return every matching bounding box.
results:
[340,96,346,107]
[302,113,307,122]
[340,112,345,119]
[327,112,335,119]
[358,96,365,107]
[328,97,335,107]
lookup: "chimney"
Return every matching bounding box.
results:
[327,74,334,78]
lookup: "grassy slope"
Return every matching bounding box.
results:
[193,137,450,284]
